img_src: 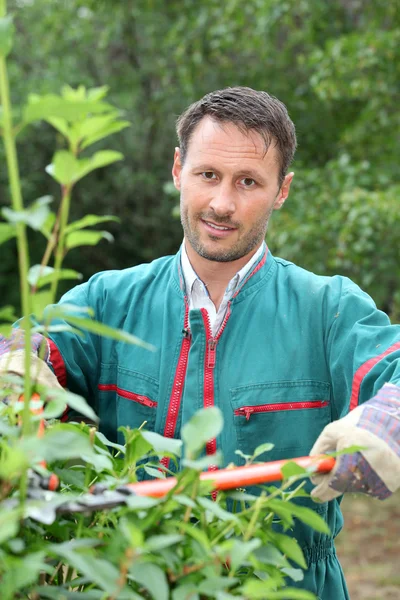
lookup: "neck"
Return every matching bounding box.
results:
[184,241,262,309]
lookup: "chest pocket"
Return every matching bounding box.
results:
[98,365,158,444]
[230,380,331,463]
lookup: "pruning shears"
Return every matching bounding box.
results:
[7,395,336,523]
[20,454,335,524]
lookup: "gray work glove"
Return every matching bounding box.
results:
[0,349,63,402]
[310,383,400,502]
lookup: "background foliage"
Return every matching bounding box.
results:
[1,0,399,318]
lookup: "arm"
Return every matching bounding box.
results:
[311,279,400,501]
[0,279,100,411]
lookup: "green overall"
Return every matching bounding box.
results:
[47,248,400,599]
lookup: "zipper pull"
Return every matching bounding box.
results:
[182,328,191,339]
[207,339,217,369]
[236,406,254,421]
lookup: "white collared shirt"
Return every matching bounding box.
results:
[181,241,265,335]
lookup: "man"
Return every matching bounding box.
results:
[1,87,400,598]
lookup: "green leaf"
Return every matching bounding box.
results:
[95,430,125,454]
[51,547,120,594]
[0,321,12,336]
[252,442,275,459]
[270,533,307,569]
[27,265,55,287]
[182,450,222,470]
[129,562,169,600]
[146,534,183,551]
[0,507,20,544]
[0,16,14,58]
[280,461,309,479]
[182,406,224,458]
[34,268,83,289]
[45,388,99,424]
[141,430,182,457]
[172,585,199,600]
[23,93,114,124]
[229,538,261,572]
[281,567,304,582]
[4,551,50,593]
[62,314,155,350]
[39,211,56,240]
[65,229,114,250]
[79,116,130,150]
[172,520,211,551]
[26,423,106,465]
[31,290,54,319]
[241,581,316,599]
[46,116,70,138]
[44,303,94,320]
[198,577,239,595]
[125,495,160,510]
[144,465,166,479]
[75,150,124,181]
[65,214,120,234]
[41,394,67,419]
[45,150,78,185]
[2,196,52,231]
[122,428,153,465]
[197,497,238,522]
[0,305,17,322]
[254,544,288,567]
[268,500,330,535]
[47,150,123,186]
[0,222,16,244]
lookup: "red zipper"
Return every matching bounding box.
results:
[201,305,232,457]
[161,299,191,468]
[98,384,157,408]
[234,400,329,421]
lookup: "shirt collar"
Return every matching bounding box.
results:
[180,241,266,298]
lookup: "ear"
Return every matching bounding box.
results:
[274,172,294,210]
[172,147,182,191]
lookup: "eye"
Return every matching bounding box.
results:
[201,171,217,180]
[239,177,256,188]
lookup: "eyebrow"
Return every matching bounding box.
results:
[192,165,267,184]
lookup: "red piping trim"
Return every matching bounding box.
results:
[235,400,329,420]
[200,307,232,461]
[201,309,217,457]
[350,341,400,410]
[47,339,68,422]
[48,339,67,387]
[98,384,157,408]
[161,300,191,468]
[232,247,268,298]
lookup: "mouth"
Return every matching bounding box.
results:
[201,219,236,232]
[200,218,237,239]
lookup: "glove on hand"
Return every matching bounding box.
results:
[0,349,63,403]
[310,383,400,502]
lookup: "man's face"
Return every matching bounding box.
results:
[172,116,293,263]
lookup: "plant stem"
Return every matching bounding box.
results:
[0,9,32,433]
[244,491,265,542]
[31,201,63,295]
[50,184,72,301]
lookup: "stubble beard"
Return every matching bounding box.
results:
[180,205,272,263]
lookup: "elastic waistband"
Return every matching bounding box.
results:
[303,540,336,564]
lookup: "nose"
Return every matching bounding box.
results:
[208,182,237,217]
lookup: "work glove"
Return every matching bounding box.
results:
[0,349,63,403]
[310,383,400,502]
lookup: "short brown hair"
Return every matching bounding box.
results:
[176,86,297,186]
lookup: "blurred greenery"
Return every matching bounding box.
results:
[1,0,399,318]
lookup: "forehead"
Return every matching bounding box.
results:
[185,116,279,170]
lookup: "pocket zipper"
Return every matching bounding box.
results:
[98,384,157,408]
[234,400,329,421]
